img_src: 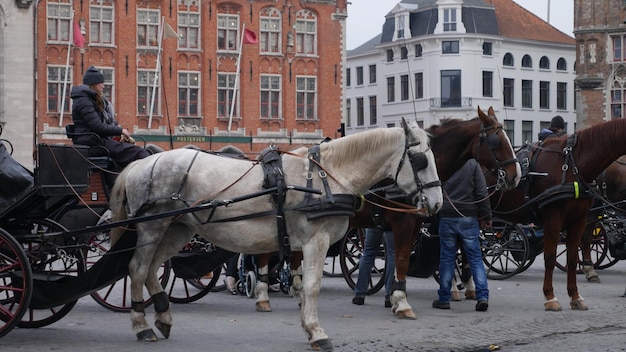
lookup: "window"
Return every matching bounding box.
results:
[442,41,459,54]
[539,56,550,69]
[611,80,626,119]
[503,78,514,107]
[217,14,239,51]
[137,70,159,115]
[346,68,351,87]
[482,71,493,97]
[260,8,281,54]
[557,58,567,71]
[386,49,394,62]
[415,72,424,99]
[89,2,114,45]
[539,81,550,109]
[613,36,626,61]
[369,96,377,125]
[47,3,71,43]
[482,42,492,55]
[415,44,423,57]
[178,72,200,117]
[400,74,409,101]
[100,67,114,105]
[369,65,376,84]
[396,15,405,39]
[400,46,408,60]
[296,76,316,119]
[522,54,532,68]
[179,11,200,49]
[504,119,515,145]
[503,53,514,66]
[387,77,395,102]
[441,70,461,107]
[137,9,159,47]
[217,73,237,118]
[522,80,533,108]
[356,67,364,86]
[443,8,457,32]
[580,43,586,64]
[345,99,351,127]
[47,66,71,113]
[295,10,316,55]
[557,82,567,110]
[356,97,364,126]
[522,121,533,145]
[260,75,281,119]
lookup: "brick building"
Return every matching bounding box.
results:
[36,0,347,156]
[575,0,626,127]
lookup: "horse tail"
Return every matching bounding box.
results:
[109,165,133,246]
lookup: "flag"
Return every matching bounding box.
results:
[73,21,85,48]
[243,28,258,44]
[164,22,179,40]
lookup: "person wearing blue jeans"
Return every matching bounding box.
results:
[352,227,395,308]
[433,158,491,312]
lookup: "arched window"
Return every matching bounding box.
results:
[503,53,514,66]
[539,56,550,69]
[557,58,567,71]
[521,54,532,68]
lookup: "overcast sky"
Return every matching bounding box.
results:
[346,0,574,50]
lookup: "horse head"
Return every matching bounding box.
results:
[476,106,521,191]
[399,117,443,216]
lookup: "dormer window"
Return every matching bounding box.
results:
[443,8,457,32]
[397,16,405,39]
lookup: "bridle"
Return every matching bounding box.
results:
[476,122,519,191]
[394,132,442,205]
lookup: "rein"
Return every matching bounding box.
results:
[476,122,518,191]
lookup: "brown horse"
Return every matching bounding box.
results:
[487,118,626,311]
[254,106,521,318]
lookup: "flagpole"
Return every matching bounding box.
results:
[228,23,246,132]
[148,16,166,131]
[59,8,74,127]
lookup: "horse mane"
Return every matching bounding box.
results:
[576,119,626,164]
[320,128,405,167]
[427,117,477,133]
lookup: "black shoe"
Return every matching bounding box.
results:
[476,300,489,311]
[384,296,392,308]
[432,300,450,309]
[352,296,365,305]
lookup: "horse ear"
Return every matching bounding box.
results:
[488,106,496,117]
[477,106,490,126]
[401,117,409,132]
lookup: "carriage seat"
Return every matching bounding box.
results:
[65,124,113,169]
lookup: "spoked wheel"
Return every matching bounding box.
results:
[322,255,343,277]
[210,263,228,292]
[18,219,85,328]
[481,220,529,280]
[0,228,32,338]
[593,217,622,270]
[166,266,221,304]
[85,231,171,312]
[555,223,608,273]
[339,227,386,295]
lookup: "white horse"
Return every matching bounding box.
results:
[108,119,442,351]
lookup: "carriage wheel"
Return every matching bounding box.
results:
[555,222,608,272]
[0,228,32,338]
[481,219,529,280]
[339,227,385,295]
[17,219,86,328]
[85,231,171,313]
[322,255,343,277]
[210,263,228,292]
[166,266,221,304]
[432,250,465,290]
[591,219,621,270]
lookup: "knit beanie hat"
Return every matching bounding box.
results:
[550,115,565,129]
[83,66,105,85]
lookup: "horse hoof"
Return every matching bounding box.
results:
[136,329,158,342]
[155,320,171,339]
[394,309,416,320]
[310,338,334,351]
[255,301,272,312]
[586,275,601,283]
[465,290,477,300]
[544,301,562,311]
[451,292,461,301]
[570,299,588,310]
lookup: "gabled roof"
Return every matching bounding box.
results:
[347,33,383,56]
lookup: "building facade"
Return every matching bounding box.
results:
[0,0,35,167]
[345,0,576,148]
[34,0,347,156]
[574,0,626,127]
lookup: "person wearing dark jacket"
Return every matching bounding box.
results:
[537,115,565,141]
[432,158,491,312]
[70,66,151,168]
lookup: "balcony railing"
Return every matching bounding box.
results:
[429,97,473,108]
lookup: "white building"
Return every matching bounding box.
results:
[345,0,575,148]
